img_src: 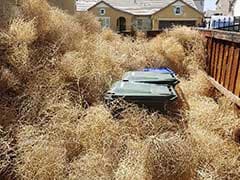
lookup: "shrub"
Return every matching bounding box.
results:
[16,125,68,180]
[69,152,113,180]
[2,0,239,179]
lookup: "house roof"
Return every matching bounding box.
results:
[204,10,223,17]
[76,0,199,15]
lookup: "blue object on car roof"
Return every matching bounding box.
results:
[143,67,176,75]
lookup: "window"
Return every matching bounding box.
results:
[97,17,110,28]
[135,18,151,31]
[173,6,183,15]
[99,8,106,16]
[137,19,143,30]
[176,7,181,14]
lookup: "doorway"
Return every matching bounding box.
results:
[117,17,126,32]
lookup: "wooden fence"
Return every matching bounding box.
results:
[201,29,240,105]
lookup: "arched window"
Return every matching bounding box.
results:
[173,6,183,15]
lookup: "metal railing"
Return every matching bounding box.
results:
[212,16,240,32]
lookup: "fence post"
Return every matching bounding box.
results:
[223,18,226,29]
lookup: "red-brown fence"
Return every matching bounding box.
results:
[201,29,240,104]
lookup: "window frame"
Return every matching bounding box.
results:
[136,19,143,30]
[99,8,106,16]
[173,6,183,15]
[97,17,111,28]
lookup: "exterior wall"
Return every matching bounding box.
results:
[233,0,240,16]
[62,0,76,14]
[152,1,203,30]
[86,1,203,32]
[89,3,134,31]
[48,0,76,14]
[216,0,234,16]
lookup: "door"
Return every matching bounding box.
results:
[117,17,126,32]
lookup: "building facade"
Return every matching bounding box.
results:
[216,0,235,16]
[48,0,76,14]
[152,0,203,30]
[77,0,203,32]
[88,2,134,31]
[232,0,240,16]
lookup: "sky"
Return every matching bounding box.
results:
[204,0,217,11]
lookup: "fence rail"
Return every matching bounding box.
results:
[201,29,240,104]
[217,24,240,32]
[211,16,240,32]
